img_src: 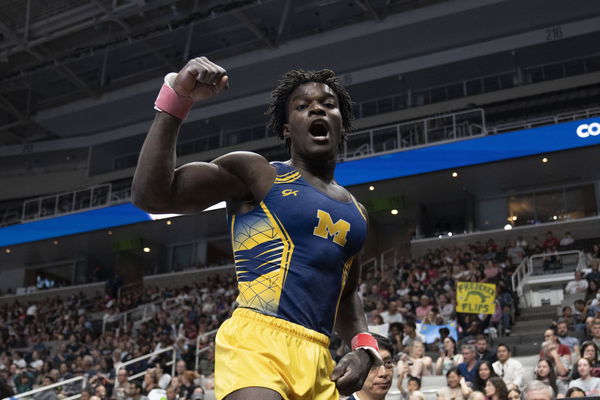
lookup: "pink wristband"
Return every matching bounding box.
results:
[154,84,194,120]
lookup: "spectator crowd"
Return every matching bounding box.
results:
[0,230,597,400]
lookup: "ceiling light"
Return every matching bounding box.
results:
[504,224,513,230]
[391,209,398,215]
[451,172,458,178]
[368,186,375,191]
[512,216,517,221]
[553,215,558,220]
[166,220,172,225]
[447,232,453,237]
[53,240,59,245]
[5,249,10,254]
[143,247,151,253]
[542,157,548,163]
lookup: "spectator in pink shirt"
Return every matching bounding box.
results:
[416,296,433,321]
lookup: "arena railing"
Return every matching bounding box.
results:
[195,328,218,371]
[528,249,586,276]
[6,375,88,400]
[2,101,596,229]
[115,346,176,384]
[339,108,485,161]
[511,249,586,296]
[20,183,112,223]
[380,248,397,273]
[102,299,163,334]
[360,256,378,278]
[487,106,600,135]
[130,297,180,331]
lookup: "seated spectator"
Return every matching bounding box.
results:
[587,259,600,283]
[506,241,526,267]
[585,280,600,305]
[484,376,508,400]
[565,387,586,398]
[492,344,524,389]
[13,368,35,393]
[522,381,554,400]
[435,337,463,375]
[143,368,159,394]
[587,318,600,348]
[556,320,580,354]
[113,368,130,400]
[565,271,588,295]
[400,341,433,378]
[381,300,404,324]
[166,386,178,400]
[535,358,567,398]
[515,236,528,252]
[402,321,425,347]
[437,294,455,322]
[560,232,575,248]
[475,334,497,364]
[388,322,405,354]
[468,391,486,400]
[178,370,199,399]
[507,388,521,400]
[457,345,480,384]
[540,327,571,377]
[154,361,171,390]
[573,300,589,333]
[472,360,498,392]
[347,334,394,400]
[415,296,433,321]
[397,374,422,400]
[437,368,472,400]
[127,380,149,400]
[543,231,559,250]
[569,358,600,396]
[542,247,561,272]
[572,341,600,379]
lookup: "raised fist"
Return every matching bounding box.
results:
[172,56,228,102]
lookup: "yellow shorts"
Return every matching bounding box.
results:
[214,308,339,400]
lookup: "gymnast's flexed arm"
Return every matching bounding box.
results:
[131,57,273,214]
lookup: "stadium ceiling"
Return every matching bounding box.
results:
[0,0,448,145]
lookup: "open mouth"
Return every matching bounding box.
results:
[309,120,329,138]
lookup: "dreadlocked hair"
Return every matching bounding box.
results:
[265,69,354,152]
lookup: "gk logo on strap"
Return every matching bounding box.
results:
[281,189,299,197]
[313,209,351,246]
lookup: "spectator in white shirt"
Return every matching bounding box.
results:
[492,344,524,390]
[565,271,588,295]
[381,301,404,324]
[560,232,575,248]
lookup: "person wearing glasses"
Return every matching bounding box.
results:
[347,334,394,400]
[539,327,571,377]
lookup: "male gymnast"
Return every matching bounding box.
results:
[132,57,379,400]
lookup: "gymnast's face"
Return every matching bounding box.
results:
[283,82,342,161]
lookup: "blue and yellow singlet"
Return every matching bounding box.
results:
[228,162,367,336]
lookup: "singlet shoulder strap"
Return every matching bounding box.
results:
[271,161,301,185]
[349,193,367,221]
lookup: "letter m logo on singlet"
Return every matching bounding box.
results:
[313,209,351,246]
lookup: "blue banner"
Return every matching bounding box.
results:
[419,321,459,344]
[0,204,153,247]
[335,117,600,186]
[2,117,599,246]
